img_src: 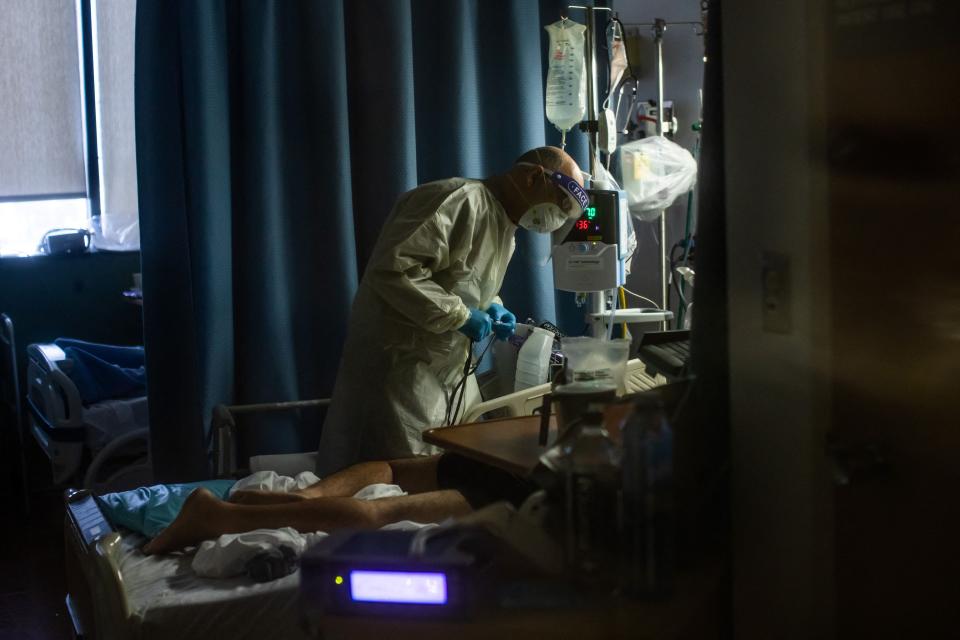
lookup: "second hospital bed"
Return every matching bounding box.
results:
[27,341,153,493]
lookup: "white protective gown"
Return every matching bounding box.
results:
[316,178,516,476]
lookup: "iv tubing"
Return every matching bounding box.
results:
[618,287,629,338]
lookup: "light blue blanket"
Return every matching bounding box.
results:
[98,480,236,538]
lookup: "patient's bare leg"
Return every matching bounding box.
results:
[291,461,395,499]
[143,484,470,555]
[295,455,442,498]
[229,491,307,505]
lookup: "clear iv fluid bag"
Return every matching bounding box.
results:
[545,20,587,133]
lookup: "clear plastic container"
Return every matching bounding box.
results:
[561,337,630,395]
[542,407,622,588]
[493,323,533,397]
[514,327,554,392]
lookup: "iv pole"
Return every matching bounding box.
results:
[654,19,669,330]
[625,18,705,330]
[567,6,606,187]
[567,6,673,338]
[568,5,611,338]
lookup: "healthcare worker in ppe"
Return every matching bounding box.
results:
[317,146,588,476]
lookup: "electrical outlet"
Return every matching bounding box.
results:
[761,251,792,334]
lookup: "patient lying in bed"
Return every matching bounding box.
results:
[138,453,536,555]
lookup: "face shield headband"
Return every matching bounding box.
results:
[517,162,589,214]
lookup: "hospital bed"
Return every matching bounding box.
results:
[65,487,310,640]
[64,359,665,640]
[26,342,152,493]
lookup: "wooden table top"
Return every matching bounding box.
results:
[423,415,554,477]
[423,403,635,477]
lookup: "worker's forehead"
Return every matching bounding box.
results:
[543,151,581,184]
[562,159,584,186]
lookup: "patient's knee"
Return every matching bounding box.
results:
[387,455,441,495]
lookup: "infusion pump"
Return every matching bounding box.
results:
[551,189,630,293]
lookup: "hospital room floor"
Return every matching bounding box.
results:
[0,491,73,640]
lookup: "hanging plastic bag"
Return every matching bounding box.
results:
[598,19,628,156]
[544,20,587,136]
[619,136,697,221]
[606,19,628,96]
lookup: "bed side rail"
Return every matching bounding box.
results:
[66,488,114,545]
[25,344,86,483]
[461,358,664,424]
[64,488,133,640]
[461,381,552,424]
[26,342,84,429]
[212,399,331,478]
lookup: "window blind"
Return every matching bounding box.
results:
[0,1,86,200]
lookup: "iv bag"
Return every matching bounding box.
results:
[545,20,587,133]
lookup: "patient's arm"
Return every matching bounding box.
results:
[143,484,470,555]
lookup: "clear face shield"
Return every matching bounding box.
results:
[514,162,589,234]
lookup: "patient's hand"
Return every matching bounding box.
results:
[229,489,308,505]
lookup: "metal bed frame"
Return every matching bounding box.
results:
[0,313,30,512]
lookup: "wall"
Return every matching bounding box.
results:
[0,252,143,355]
[723,0,835,636]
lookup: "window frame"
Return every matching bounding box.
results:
[77,0,101,222]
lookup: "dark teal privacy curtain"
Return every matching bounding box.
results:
[136,0,590,481]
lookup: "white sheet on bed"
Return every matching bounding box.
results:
[82,395,149,451]
[109,474,433,640]
[116,532,309,640]
[227,469,323,495]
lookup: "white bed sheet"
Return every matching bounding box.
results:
[115,530,308,640]
[82,395,149,451]
[106,477,431,640]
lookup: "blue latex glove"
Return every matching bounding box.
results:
[458,308,493,341]
[486,303,517,340]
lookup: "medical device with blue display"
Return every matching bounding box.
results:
[551,187,672,335]
[300,528,481,620]
[551,188,629,293]
[348,570,448,605]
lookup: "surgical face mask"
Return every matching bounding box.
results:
[509,162,588,233]
[518,201,570,234]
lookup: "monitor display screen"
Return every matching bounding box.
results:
[562,190,618,245]
[349,570,448,605]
